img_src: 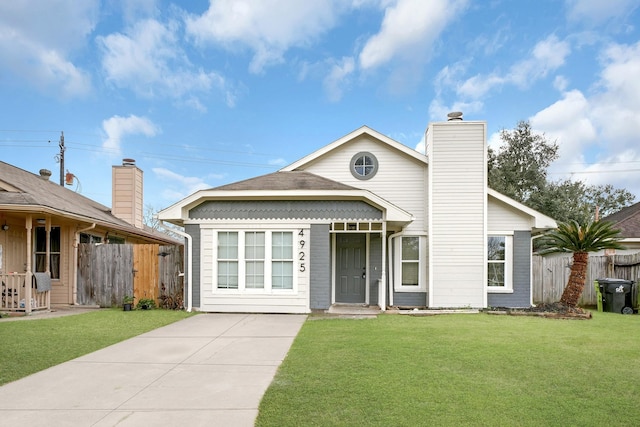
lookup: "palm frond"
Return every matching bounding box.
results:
[537,220,625,255]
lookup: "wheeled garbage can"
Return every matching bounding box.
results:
[597,278,635,314]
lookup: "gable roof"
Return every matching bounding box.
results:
[213,171,360,191]
[281,125,427,171]
[602,201,640,238]
[488,189,557,231]
[159,170,413,225]
[0,161,178,244]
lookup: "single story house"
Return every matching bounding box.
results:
[0,159,180,313]
[159,114,557,314]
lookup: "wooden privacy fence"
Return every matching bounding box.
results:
[533,252,640,306]
[77,244,183,308]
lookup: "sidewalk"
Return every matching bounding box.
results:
[0,313,306,426]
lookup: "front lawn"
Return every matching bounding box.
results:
[0,309,194,385]
[257,312,640,426]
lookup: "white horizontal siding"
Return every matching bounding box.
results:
[428,121,487,308]
[301,135,427,233]
[488,196,532,231]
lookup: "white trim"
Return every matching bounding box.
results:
[211,229,299,295]
[487,235,513,293]
[365,233,370,305]
[391,233,428,293]
[331,233,336,305]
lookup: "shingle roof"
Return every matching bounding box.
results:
[212,171,361,192]
[0,161,177,243]
[602,201,640,238]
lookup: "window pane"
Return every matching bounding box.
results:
[488,263,505,287]
[245,232,265,259]
[218,261,238,289]
[272,232,292,259]
[402,262,419,286]
[218,232,238,259]
[402,237,419,260]
[35,227,60,279]
[246,261,264,289]
[488,236,505,260]
[272,261,293,289]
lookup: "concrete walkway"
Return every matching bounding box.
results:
[0,313,306,426]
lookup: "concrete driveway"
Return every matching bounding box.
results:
[0,313,306,426]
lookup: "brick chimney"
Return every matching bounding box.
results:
[112,159,144,229]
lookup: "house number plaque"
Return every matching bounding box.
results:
[298,229,307,272]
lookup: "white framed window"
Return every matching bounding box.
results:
[271,231,293,290]
[217,231,238,289]
[214,230,296,293]
[394,235,426,292]
[245,232,265,289]
[487,235,513,292]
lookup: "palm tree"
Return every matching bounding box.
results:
[538,220,625,307]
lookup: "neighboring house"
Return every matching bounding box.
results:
[602,201,640,251]
[0,160,181,313]
[159,114,557,314]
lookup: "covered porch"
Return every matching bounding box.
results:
[0,213,55,314]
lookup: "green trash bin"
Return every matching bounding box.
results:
[597,278,634,314]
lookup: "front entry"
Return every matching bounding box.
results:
[335,234,366,304]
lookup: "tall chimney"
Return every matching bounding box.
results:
[112,159,144,229]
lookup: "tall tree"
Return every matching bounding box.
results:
[488,120,636,222]
[488,121,559,202]
[538,220,624,307]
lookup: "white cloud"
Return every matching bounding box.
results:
[268,158,288,167]
[323,57,356,102]
[359,0,468,70]
[457,35,570,99]
[102,115,160,156]
[98,18,231,107]
[152,167,212,201]
[0,0,97,97]
[565,0,640,26]
[529,40,640,198]
[185,0,344,74]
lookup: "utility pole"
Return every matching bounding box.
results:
[58,131,65,186]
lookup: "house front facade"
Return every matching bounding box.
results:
[159,115,556,313]
[0,160,180,313]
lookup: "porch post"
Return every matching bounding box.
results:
[25,215,32,314]
[379,224,387,311]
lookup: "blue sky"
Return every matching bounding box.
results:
[1,0,639,214]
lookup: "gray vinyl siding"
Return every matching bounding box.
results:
[393,292,427,307]
[185,223,201,308]
[488,230,531,308]
[310,224,331,310]
[190,200,382,220]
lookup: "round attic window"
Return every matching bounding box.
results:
[350,152,378,180]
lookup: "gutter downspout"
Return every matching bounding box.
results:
[161,221,192,312]
[74,223,96,305]
[530,233,548,307]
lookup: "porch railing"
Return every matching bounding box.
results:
[1,273,50,313]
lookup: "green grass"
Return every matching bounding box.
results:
[0,309,194,385]
[257,311,640,427]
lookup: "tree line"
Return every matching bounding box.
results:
[488,121,635,223]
